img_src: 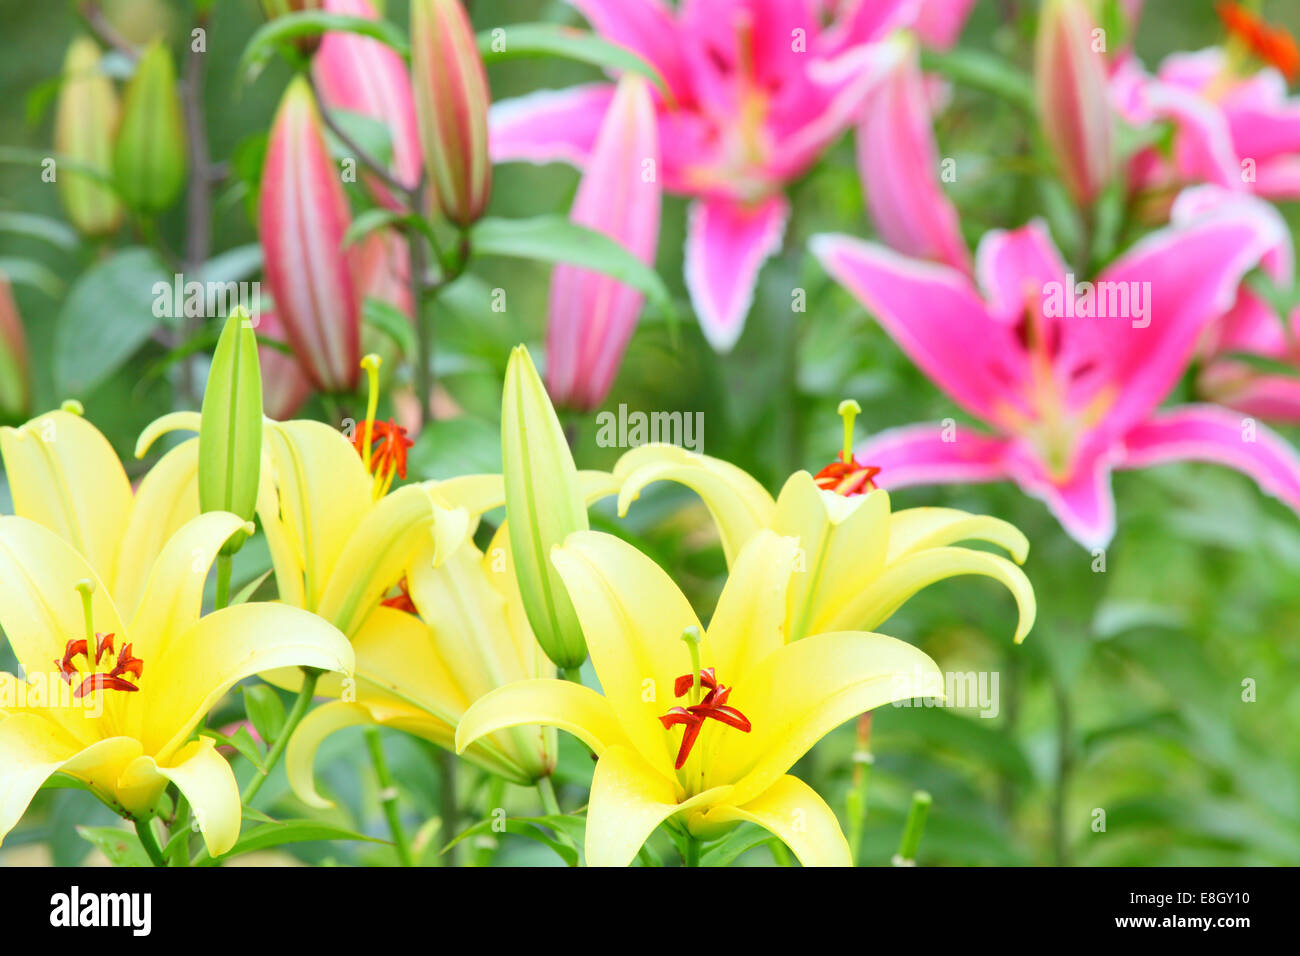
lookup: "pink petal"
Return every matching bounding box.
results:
[1142,82,1242,189]
[565,0,690,98]
[1003,436,1118,549]
[684,193,789,352]
[856,37,970,273]
[547,75,661,410]
[1170,185,1293,283]
[314,0,422,206]
[974,219,1068,322]
[1078,194,1287,435]
[913,0,977,51]
[1119,404,1300,516]
[858,422,1011,489]
[820,0,921,54]
[489,84,616,168]
[810,234,1031,423]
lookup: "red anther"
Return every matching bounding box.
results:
[660,670,752,769]
[94,632,114,665]
[353,419,414,480]
[109,643,143,680]
[1217,2,1300,82]
[54,639,88,685]
[813,456,881,496]
[381,577,418,614]
[73,674,140,699]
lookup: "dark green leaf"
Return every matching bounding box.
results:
[77,826,152,867]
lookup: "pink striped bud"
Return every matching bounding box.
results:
[410,0,492,226]
[0,276,29,420]
[258,77,361,392]
[1034,0,1117,206]
[314,0,422,208]
[546,74,661,411]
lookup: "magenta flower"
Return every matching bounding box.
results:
[811,190,1300,548]
[314,0,423,209]
[1113,47,1300,202]
[547,75,661,411]
[259,77,361,393]
[857,34,968,273]
[491,0,920,351]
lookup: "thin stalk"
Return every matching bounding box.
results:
[536,775,563,817]
[242,668,321,806]
[845,712,873,865]
[134,817,167,867]
[682,833,701,867]
[214,553,232,610]
[437,748,460,867]
[1051,674,1073,866]
[365,727,414,866]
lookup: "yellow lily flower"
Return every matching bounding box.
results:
[286,523,559,798]
[612,440,1036,644]
[0,512,353,856]
[457,529,945,866]
[0,407,200,618]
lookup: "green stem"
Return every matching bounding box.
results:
[560,666,583,683]
[894,790,933,866]
[242,667,320,806]
[134,817,167,867]
[365,727,414,867]
[437,748,460,867]
[214,553,232,610]
[845,712,873,865]
[1051,674,1073,867]
[683,833,701,867]
[536,775,562,816]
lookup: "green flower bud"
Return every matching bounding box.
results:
[54,37,123,236]
[113,40,187,214]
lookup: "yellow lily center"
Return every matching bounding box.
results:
[352,353,413,500]
[813,399,881,496]
[56,579,143,703]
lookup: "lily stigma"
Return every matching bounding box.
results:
[56,579,143,701]
[813,400,882,496]
[353,353,414,500]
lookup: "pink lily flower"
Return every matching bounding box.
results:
[1200,294,1300,423]
[491,0,918,352]
[259,77,361,393]
[811,189,1300,548]
[547,75,661,411]
[1113,46,1300,202]
[313,0,423,209]
[857,34,969,273]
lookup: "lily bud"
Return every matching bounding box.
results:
[314,0,422,209]
[53,37,123,236]
[547,74,660,411]
[857,35,970,274]
[1034,0,1116,206]
[410,0,492,226]
[259,77,362,392]
[501,345,589,671]
[199,309,264,553]
[0,277,30,421]
[113,40,187,214]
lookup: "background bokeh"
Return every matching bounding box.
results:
[2,0,1299,866]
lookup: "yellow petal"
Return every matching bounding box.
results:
[0,516,125,680]
[260,421,372,612]
[886,507,1029,564]
[696,774,851,867]
[140,737,241,857]
[286,700,376,809]
[0,715,142,845]
[456,677,630,759]
[614,443,775,565]
[586,744,726,867]
[0,411,133,583]
[144,602,353,760]
[134,410,201,458]
[316,484,467,638]
[428,473,503,519]
[708,630,942,804]
[705,531,799,685]
[551,531,700,773]
[126,511,250,663]
[826,546,1036,644]
[578,469,621,505]
[773,474,890,642]
[112,439,200,617]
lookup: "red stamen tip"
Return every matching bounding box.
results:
[353,419,414,481]
[813,456,882,497]
[659,670,751,769]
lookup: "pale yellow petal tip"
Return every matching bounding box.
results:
[241,521,257,538]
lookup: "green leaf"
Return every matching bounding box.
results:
[471,215,673,313]
[363,297,417,358]
[345,208,428,248]
[76,825,152,867]
[477,23,670,97]
[0,257,63,297]
[243,684,287,744]
[441,813,581,866]
[407,414,501,480]
[203,244,264,285]
[700,824,778,867]
[54,247,170,395]
[200,726,267,773]
[201,819,384,865]
[240,13,409,83]
[920,48,1035,113]
[0,211,78,250]
[230,568,274,606]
